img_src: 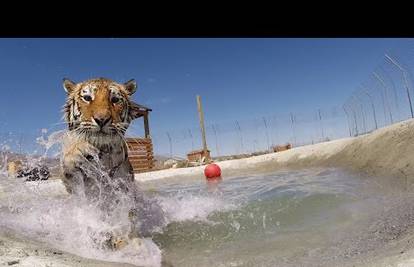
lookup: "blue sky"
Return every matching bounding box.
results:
[0,38,410,155]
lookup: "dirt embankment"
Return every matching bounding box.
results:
[136,119,414,183]
[325,120,414,180]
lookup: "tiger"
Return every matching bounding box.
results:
[60,77,164,250]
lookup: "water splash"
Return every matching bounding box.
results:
[158,192,237,223]
[0,176,162,266]
[0,128,166,266]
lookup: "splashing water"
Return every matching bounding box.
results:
[0,176,163,266]
[0,129,168,266]
[2,129,414,267]
[0,128,246,267]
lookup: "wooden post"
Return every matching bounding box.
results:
[143,112,150,138]
[196,95,209,161]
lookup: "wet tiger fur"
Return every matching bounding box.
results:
[60,77,163,249]
[61,77,140,197]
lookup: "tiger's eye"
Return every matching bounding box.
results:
[111,96,120,104]
[83,95,92,102]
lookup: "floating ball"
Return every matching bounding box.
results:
[204,163,221,179]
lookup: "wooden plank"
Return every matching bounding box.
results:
[126,139,152,144]
[131,164,152,169]
[126,137,152,141]
[127,146,153,151]
[132,164,154,169]
[128,145,152,150]
[129,154,153,158]
[129,161,154,165]
[126,137,151,140]
[128,148,152,153]
[129,142,151,146]
[130,160,153,165]
[129,155,153,160]
[130,158,154,162]
[128,151,153,155]
[128,155,154,160]
[127,149,152,154]
[129,147,153,151]
[131,162,154,166]
[128,146,152,151]
[130,161,152,166]
[130,163,153,167]
[127,143,152,147]
[127,139,152,143]
[130,159,154,164]
[131,164,153,169]
[127,146,150,150]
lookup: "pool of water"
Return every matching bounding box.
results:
[0,166,412,267]
[149,168,404,267]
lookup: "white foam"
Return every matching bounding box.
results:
[0,178,162,267]
[158,192,238,223]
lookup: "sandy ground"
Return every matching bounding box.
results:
[0,232,136,267]
[2,119,414,266]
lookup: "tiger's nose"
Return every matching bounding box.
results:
[93,116,111,128]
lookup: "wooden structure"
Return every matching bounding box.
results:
[126,138,154,173]
[188,95,211,165]
[126,104,154,173]
[272,143,292,153]
[196,95,210,162]
[187,149,211,163]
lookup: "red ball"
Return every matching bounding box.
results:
[204,163,222,179]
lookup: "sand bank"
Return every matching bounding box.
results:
[136,118,414,183]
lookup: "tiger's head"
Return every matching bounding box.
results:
[63,77,141,137]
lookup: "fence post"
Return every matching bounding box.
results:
[188,129,194,151]
[346,102,359,136]
[373,72,393,124]
[351,95,367,134]
[318,109,325,141]
[272,115,278,146]
[363,90,378,130]
[211,124,220,157]
[166,132,172,159]
[196,95,210,161]
[262,117,270,151]
[290,113,297,146]
[235,120,244,154]
[343,105,352,137]
[378,66,401,121]
[18,133,23,154]
[385,54,414,119]
[352,109,359,136]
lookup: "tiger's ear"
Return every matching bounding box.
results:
[63,78,76,93]
[124,79,137,95]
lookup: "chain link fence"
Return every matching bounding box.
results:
[147,106,349,160]
[344,47,414,137]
